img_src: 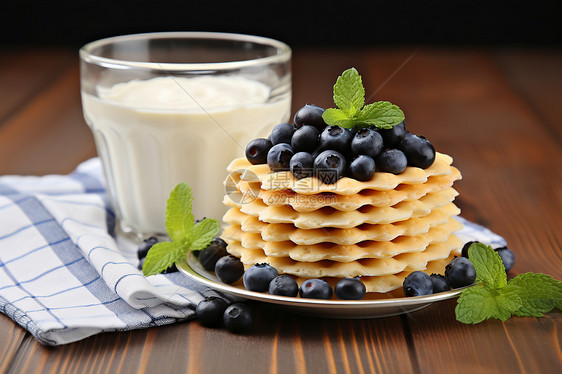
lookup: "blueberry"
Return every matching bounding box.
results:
[199,240,228,271]
[334,277,366,300]
[398,132,436,169]
[403,271,433,296]
[291,125,320,152]
[376,149,407,174]
[290,152,315,179]
[350,127,384,158]
[445,257,476,288]
[138,236,158,259]
[267,143,294,171]
[379,120,406,148]
[461,241,479,258]
[137,256,145,271]
[293,104,327,131]
[269,275,299,297]
[430,274,450,293]
[348,155,376,181]
[319,125,353,153]
[314,150,347,184]
[270,122,295,145]
[243,263,279,292]
[495,247,515,272]
[215,255,244,284]
[162,263,178,274]
[299,279,333,299]
[223,302,253,333]
[245,138,273,165]
[196,296,228,327]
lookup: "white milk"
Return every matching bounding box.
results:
[82,76,290,234]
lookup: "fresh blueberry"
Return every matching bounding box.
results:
[299,279,333,299]
[376,149,408,174]
[196,296,228,327]
[215,255,244,284]
[162,263,178,274]
[314,150,347,184]
[270,122,295,145]
[223,302,253,333]
[430,274,450,293]
[350,127,384,158]
[268,275,299,297]
[290,152,315,179]
[495,247,515,272]
[291,125,320,152]
[137,256,145,271]
[348,155,376,181]
[334,277,367,300]
[245,138,273,165]
[379,120,406,148]
[398,132,436,169]
[445,257,476,288]
[137,236,158,259]
[267,143,294,171]
[319,125,353,153]
[461,241,479,258]
[243,263,279,292]
[199,240,228,271]
[293,104,327,131]
[403,271,433,296]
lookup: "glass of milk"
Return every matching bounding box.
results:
[80,32,291,237]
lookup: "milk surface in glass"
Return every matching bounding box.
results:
[82,75,290,234]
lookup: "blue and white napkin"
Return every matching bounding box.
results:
[0,158,506,346]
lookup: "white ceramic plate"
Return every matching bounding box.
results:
[176,253,466,319]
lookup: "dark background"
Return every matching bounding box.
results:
[2,0,561,48]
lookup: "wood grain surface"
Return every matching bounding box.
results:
[0,46,560,374]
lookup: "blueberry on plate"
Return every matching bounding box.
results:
[430,274,450,293]
[291,125,320,153]
[350,127,383,158]
[267,143,294,171]
[348,155,376,181]
[319,125,353,153]
[299,279,333,299]
[398,132,436,169]
[290,152,315,179]
[376,149,408,174]
[445,257,476,288]
[270,122,295,145]
[243,263,279,292]
[379,120,406,148]
[334,277,366,300]
[223,302,253,333]
[495,246,515,272]
[196,296,228,327]
[215,255,244,284]
[199,239,228,271]
[461,241,479,258]
[293,104,327,131]
[403,271,433,296]
[137,236,158,259]
[245,138,273,165]
[314,150,347,184]
[269,275,299,297]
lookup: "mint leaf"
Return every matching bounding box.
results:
[142,241,182,276]
[190,218,220,250]
[456,284,521,324]
[165,183,194,244]
[322,108,357,129]
[507,273,562,317]
[468,243,507,289]
[333,67,364,117]
[356,101,405,129]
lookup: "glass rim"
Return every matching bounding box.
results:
[79,31,292,71]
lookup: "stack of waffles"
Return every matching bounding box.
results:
[221,152,463,295]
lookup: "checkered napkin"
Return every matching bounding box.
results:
[0,159,506,346]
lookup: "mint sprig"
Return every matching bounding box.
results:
[142,183,219,276]
[322,68,405,130]
[455,243,562,324]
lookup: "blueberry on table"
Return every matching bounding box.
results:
[334,277,367,300]
[293,104,327,131]
[403,271,433,296]
[243,263,279,292]
[199,240,228,271]
[245,138,273,165]
[376,149,408,174]
[398,132,436,169]
[314,150,347,184]
[196,296,228,327]
[223,302,254,333]
[319,125,353,153]
[445,257,476,288]
[267,143,294,171]
[299,279,333,299]
[351,127,383,158]
[495,247,515,272]
[137,236,158,259]
[290,152,315,179]
[291,125,320,152]
[268,275,299,297]
[270,122,295,145]
[430,274,451,293]
[162,263,178,274]
[215,255,244,284]
[348,155,376,181]
[379,120,406,148]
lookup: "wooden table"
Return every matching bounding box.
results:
[0,46,560,374]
